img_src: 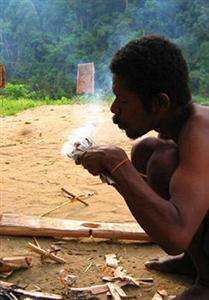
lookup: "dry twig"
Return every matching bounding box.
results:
[39,188,89,217]
[27,242,66,264]
[61,187,89,206]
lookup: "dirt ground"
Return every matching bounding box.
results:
[0,103,191,299]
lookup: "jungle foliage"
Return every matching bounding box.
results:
[0,0,209,98]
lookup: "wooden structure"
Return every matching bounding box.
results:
[76,62,95,94]
[0,64,5,88]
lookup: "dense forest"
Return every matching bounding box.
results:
[0,0,209,98]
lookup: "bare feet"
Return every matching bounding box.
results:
[174,283,209,300]
[145,253,196,277]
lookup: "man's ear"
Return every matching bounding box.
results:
[152,93,170,114]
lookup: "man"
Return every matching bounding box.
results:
[76,35,209,299]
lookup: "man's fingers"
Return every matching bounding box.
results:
[75,159,81,165]
[88,170,100,176]
[75,152,86,165]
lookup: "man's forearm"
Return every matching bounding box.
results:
[112,160,186,254]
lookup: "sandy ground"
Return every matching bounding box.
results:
[0,103,191,299]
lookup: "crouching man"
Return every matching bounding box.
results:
[75,35,209,300]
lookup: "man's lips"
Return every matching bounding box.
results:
[112,115,126,129]
[112,115,119,124]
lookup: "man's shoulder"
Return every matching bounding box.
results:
[184,103,209,135]
[179,103,209,154]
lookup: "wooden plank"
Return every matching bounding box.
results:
[92,222,151,241]
[0,214,89,238]
[0,214,151,242]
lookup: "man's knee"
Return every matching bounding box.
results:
[131,137,164,173]
[147,143,179,198]
[147,143,179,177]
[131,138,179,198]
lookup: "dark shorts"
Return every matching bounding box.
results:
[204,215,209,256]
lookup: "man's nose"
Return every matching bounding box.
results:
[110,99,119,114]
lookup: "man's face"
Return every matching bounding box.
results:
[110,75,154,139]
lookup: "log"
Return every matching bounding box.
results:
[0,214,152,242]
[0,256,32,273]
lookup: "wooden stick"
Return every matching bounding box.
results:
[70,279,137,296]
[70,283,109,295]
[0,143,17,148]
[40,199,74,217]
[138,277,154,283]
[40,188,89,217]
[84,262,93,273]
[27,243,66,264]
[0,280,62,299]
[33,237,41,248]
[61,188,89,206]
[107,282,127,300]
[9,292,18,300]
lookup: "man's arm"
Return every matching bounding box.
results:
[112,130,209,254]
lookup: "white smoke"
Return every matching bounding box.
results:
[61,100,107,156]
[61,121,98,157]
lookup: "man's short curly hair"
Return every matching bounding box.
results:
[110,35,191,111]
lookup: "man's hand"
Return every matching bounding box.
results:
[76,145,128,176]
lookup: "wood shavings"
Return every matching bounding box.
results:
[70,283,109,295]
[59,269,77,287]
[152,289,168,300]
[100,265,115,277]
[107,282,127,300]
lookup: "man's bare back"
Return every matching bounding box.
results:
[132,103,209,299]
